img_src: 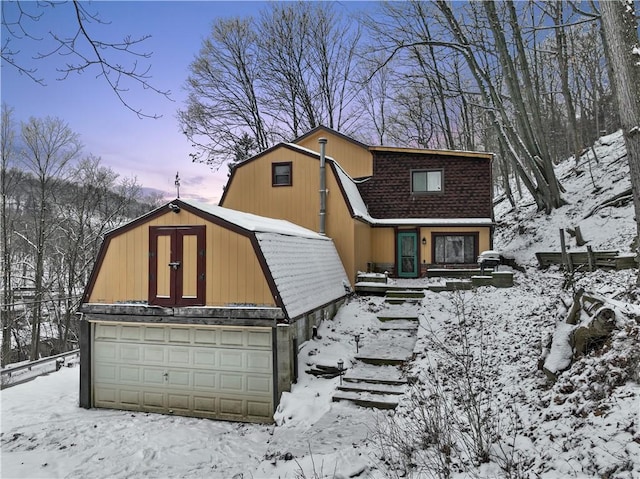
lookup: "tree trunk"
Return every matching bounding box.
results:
[599,0,640,280]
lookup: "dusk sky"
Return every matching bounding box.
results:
[4,1,352,205]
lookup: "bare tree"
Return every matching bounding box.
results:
[599,0,640,277]
[179,2,363,168]
[19,116,81,359]
[179,17,271,167]
[1,105,17,366]
[1,1,170,118]
[50,156,143,352]
[364,0,567,212]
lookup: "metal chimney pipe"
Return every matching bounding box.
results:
[319,137,327,235]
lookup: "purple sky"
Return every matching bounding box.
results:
[2,1,274,204]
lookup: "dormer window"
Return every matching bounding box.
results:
[412,169,442,193]
[272,162,292,186]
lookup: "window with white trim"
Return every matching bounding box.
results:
[412,169,442,193]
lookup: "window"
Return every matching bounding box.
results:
[412,169,442,193]
[433,234,477,264]
[272,162,292,186]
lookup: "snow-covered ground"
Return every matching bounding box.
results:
[2,131,639,478]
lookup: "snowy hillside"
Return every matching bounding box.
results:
[495,130,635,265]
[1,131,639,479]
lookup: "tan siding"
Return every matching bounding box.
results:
[295,130,373,178]
[223,150,320,232]
[371,228,395,264]
[182,235,197,298]
[324,168,357,282]
[225,148,362,283]
[87,211,275,307]
[353,220,372,277]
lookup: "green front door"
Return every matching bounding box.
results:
[397,231,418,278]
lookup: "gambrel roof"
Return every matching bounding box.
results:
[178,199,350,320]
[85,198,350,321]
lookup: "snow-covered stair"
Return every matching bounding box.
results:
[384,289,425,304]
[332,306,418,410]
[332,364,408,410]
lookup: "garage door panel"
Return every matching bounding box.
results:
[92,323,274,422]
[142,346,165,363]
[142,391,164,408]
[168,348,190,365]
[168,370,191,387]
[194,371,216,388]
[169,328,190,343]
[122,326,143,341]
[247,375,272,394]
[247,400,271,418]
[94,342,117,360]
[143,369,166,385]
[247,331,271,348]
[120,345,140,361]
[219,373,243,392]
[194,350,216,367]
[247,351,272,372]
[122,389,143,406]
[94,364,117,381]
[95,386,117,404]
[120,366,141,382]
[219,350,243,369]
[194,329,217,344]
[194,396,216,413]
[219,397,243,415]
[95,324,118,340]
[168,393,190,410]
[220,330,244,346]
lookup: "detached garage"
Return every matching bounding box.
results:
[79,199,350,423]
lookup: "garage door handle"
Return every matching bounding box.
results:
[168,261,181,270]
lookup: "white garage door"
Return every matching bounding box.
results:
[92,322,274,422]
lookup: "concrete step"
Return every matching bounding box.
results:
[355,273,388,284]
[343,364,407,385]
[356,333,416,366]
[385,289,425,299]
[385,297,422,305]
[378,320,419,332]
[332,390,400,410]
[338,380,406,395]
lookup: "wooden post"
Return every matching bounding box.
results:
[587,245,595,272]
[575,226,586,246]
[560,229,573,272]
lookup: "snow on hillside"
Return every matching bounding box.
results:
[1,130,639,479]
[494,130,635,265]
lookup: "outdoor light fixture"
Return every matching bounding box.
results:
[422,237,427,245]
[337,359,344,385]
[168,203,181,214]
[354,334,360,353]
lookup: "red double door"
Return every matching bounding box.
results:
[149,226,206,306]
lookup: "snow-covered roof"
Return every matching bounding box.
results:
[179,199,349,318]
[180,199,327,239]
[331,162,371,220]
[256,232,350,319]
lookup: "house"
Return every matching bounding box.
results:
[78,126,493,423]
[79,199,349,423]
[220,126,494,281]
